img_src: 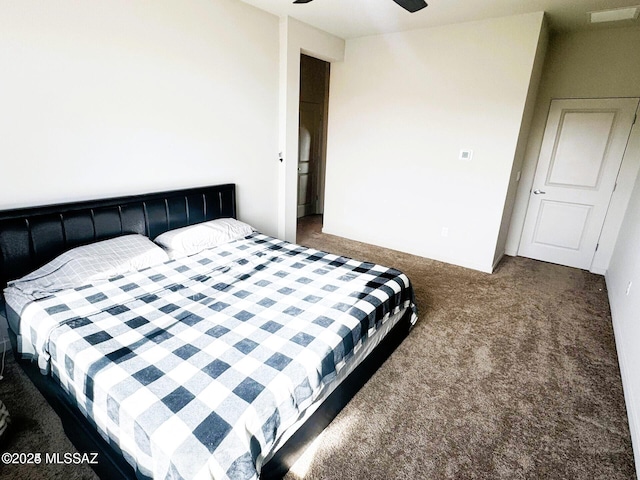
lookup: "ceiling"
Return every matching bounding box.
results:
[238,0,640,39]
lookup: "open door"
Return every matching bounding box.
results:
[297,54,329,219]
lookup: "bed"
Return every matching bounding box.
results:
[0,184,417,479]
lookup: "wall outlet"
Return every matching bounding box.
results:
[459,149,473,161]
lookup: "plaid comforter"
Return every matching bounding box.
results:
[18,233,417,479]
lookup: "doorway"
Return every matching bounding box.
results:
[297,54,330,243]
[518,97,639,270]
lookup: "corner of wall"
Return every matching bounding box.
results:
[493,12,549,267]
[278,16,345,243]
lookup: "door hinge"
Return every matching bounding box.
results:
[634,113,637,125]
[595,243,599,252]
[613,182,617,192]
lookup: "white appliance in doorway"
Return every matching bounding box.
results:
[297,54,329,219]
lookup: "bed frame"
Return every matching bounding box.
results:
[0,184,412,479]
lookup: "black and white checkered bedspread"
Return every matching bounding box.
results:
[20,233,417,479]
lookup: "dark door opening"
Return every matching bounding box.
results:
[297,54,329,243]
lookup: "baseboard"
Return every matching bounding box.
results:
[606,278,640,478]
[504,247,518,257]
[611,321,640,478]
[320,227,495,274]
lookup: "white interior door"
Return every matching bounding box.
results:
[519,98,638,270]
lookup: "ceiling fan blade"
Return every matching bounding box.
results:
[392,0,428,13]
[293,0,426,12]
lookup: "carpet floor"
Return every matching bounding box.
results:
[0,215,635,479]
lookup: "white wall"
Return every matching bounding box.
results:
[607,122,640,475]
[323,12,545,273]
[492,16,549,267]
[0,0,280,236]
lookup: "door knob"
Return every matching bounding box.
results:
[533,189,546,195]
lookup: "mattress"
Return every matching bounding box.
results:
[4,233,417,479]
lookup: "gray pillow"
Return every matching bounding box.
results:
[6,234,169,299]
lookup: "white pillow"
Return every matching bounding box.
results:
[6,234,169,299]
[154,218,254,259]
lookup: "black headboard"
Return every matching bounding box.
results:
[0,184,236,288]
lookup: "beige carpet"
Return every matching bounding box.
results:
[289,215,635,480]
[0,216,635,479]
